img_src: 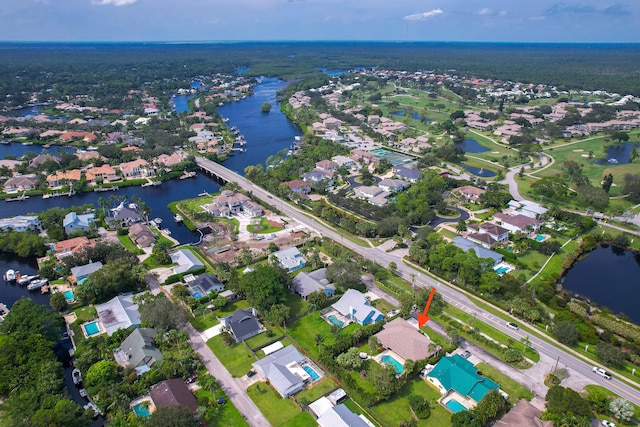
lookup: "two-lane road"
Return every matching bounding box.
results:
[196,156,640,406]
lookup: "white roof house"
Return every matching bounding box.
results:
[332,289,384,326]
[170,249,205,274]
[95,292,142,336]
[252,345,310,397]
[317,404,373,427]
[0,215,42,232]
[272,247,306,272]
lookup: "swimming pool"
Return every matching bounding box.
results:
[445,399,467,413]
[83,321,100,337]
[494,266,510,275]
[64,290,75,302]
[370,148,389,155]
[381,355,404,373]
[302,365,320,381]
[535,234,546,242]
[328,315,344,328]
[192,292,203,299]
[133,402,150,418]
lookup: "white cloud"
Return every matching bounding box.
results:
[404,8,443,21]
[477,8,492,16]
[92,0,137,6]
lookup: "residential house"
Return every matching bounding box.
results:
[114,328,163,371]
[331,155,355,169]
[85,165,118,185]
[291,268,335,300]
[59,131,97,143]
[95,292,142,336]
[170,249,204,274]
[52,236,96,259]
[494,213,542,234]
[316,160,339,173]
[184,273,224,299]
[46,169,82,188]
[63,212,95,234]
[467,222,510,248]
[202,190,262,217]
[108,205,143,228]
[287,180,311,195]
[452,236,503,267]
[0,159,22,171]
[75,150,104,162]
[272,247,306,272]
[150,379,198,414]
[0,215,42,232]
[70,261,103,285]
[128,223,155,248]
[28,154,60,169]
[393,166,421,183]
[495,398,553,427]
[119,159,155,179]
[353,185,384,199]
[3,174,39,192]
[332,289,384,326]
[378,179,410,193]
[507,200,547,219]
[317,404,372,427]
[155,152,184,168]
[374,318,441,361]
[220,308,264,343]
[453,186,486,203]
[302,170,334,186]
[427,354,501,410]
[252,345,310,397]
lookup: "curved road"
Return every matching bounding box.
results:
[196,156,640,407]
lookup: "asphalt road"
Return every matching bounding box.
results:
[196,156,640,407]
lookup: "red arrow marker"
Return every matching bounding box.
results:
[417,288,437,328]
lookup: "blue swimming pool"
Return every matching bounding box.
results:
[133,402,150,418]
[370,148,389,155]
[64,290,75,302]
[83,321,100,336]
[303,365,320,381]
[328,315,344,328]
[381,355,404,373]
[494,266,510,275]
[535,234,545,242]
[192,292,203,299]
[445,399,467,413]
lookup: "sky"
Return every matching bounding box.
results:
[1,0,638,43]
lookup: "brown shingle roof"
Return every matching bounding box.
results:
[374,318,438,361]
[149,378,198,413]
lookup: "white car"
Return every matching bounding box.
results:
[506,322,519,331]
[602,420,616,427]
[592,366,612,380]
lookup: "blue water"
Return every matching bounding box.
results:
[171,94,192,113]
[190,81,202,89]
[315,68,349,76]
[236,66,250,74]
[381,355,404,373]
[64,290,75,302]
[133,403,150,418]
[445,399,467,413]
[463,165,497,177]
[328,315,344,328]
[535,234,545,242]
[302,365,320,381]
[0,142,74,160]
[390,110,432,122]
[562,245,640,323]
[455,139,489,153]
[192,292,203,299]
[370,148,389,155]
[601,142,640,165]
[11,106,43,117]
[494,266,509,275]
[83,321,100,336]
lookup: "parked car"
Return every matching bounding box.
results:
[602,420,616,427]
[247,370,256,378]
[460,351,471,359]
[506,322,520,331]
[216,398,226,404]
[592,366,612,380]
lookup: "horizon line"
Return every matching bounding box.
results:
[1,40,639,45]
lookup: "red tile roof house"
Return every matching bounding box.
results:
[155,152,184,168]
[316,159,339,172]
[453,185,486,203]
[52,236,96,259]
[85,165,119,185]
[59,131,98,143]
[46,169,82,188]
[118,159,155,179]
[288,180,311,195]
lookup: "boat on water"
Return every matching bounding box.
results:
[72,368,82,385]
[153,217,162,224]
[0,302,10,320]
[4,269,17,282]
[174,214,183,223]
[27,278,48,291]
[17,274,38,285]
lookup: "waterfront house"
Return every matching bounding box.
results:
[119,159,155,179]
[52,236,96,259]
[108,206,143,228]
[70,261,104,285]
[63,212,95,234]
[85,165,118,185]
[0,215,42,232]
[3,174,39,192]
[170,249,204,275]
[46,169,82,188]
[128,223,155,248]
[96,292,141,336]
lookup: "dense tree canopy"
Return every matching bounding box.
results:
[236,265,289,312]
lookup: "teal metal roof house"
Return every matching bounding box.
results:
[427,354,500,405]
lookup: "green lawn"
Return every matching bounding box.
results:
[246,217,284,234]
[284,292,308,318]
[247,382,315,427]
[189,311,219,331]
[288,313,361,359]
[245,325,283,350]
[117,235,144,254]
[195,389,249,427]
[294,377,339,405]
[216,299,250,318]
[369,379,451,427]
[475,362,535,403]
[437,228,459,240]
[585,385,640,423]
[207,335,256,378]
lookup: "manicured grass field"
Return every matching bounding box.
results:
[215,299,250,318]
[116,235,144,254]
[294,377,339,404]
[475,362,535,403]
[287,313,360,359]
[244,325,283,350]
[369,379,451,427]
[246,216,283,234]
[195,389,248,427]
[207,335,256,378]
[189,311,219,332]
[247,382,316,427]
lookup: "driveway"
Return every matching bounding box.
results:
[184,323,270,427]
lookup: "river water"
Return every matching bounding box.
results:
[561,245,640,323]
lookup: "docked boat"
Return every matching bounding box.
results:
[72,368,82,385]
[17,274,38,286]
[153,217,162,224]
[0,302,10,320]
[6,192,29,202]
[27,278,48,291]
[4,269,16,282]
[174,214,183,223]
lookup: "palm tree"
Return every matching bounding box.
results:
[314,333,325,347]
[455,218,467,234]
